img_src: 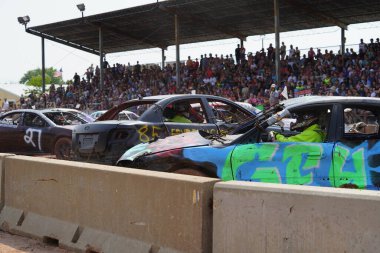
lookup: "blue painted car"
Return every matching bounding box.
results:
[117,96,380,190]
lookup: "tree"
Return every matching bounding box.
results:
[28,75,51,87]
[19,67,64,87]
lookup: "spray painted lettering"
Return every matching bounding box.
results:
[137,125,162,142]
[220,142,375,189]
[137,124,220,143]
[24,128,42,150]
[180,141,380,189]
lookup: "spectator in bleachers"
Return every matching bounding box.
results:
[235,44,241,64]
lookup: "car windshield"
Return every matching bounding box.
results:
[97,100,157,121]
[226,103,285,135]
[74,111,94,122]
[199,103,288,145]
[43,111,88,125]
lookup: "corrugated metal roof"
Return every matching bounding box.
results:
[27,0,380,55]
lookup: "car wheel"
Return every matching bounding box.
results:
[173,168,208,177]
[54,137,72,160]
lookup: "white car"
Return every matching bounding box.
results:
[118,110,139,120]
[50,108,94,123]
[90,110,107,119]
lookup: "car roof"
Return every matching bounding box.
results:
[97,94,253,122]
[40,108,82,113]
[134,94,238,101]
[282,96,380,109]
[3,109,55,114]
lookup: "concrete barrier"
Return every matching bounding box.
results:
[213,181,380,253]
[0,154,15,211]
[0,155,219,253]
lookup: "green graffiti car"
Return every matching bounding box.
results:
[118,96,380,190]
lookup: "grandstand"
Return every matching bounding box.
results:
[12,1,380,112]
[23,0,380,88]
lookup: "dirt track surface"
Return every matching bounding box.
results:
[0,231,74,253]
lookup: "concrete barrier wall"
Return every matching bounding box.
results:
[0,154,15,211]
[3,155,380,253]
[0,155,219,253]
[213,181,380,253]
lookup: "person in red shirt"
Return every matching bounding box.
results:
[308,47,316,66]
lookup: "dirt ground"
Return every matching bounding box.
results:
[0,231,74,253]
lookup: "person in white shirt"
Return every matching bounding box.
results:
[2,98,9,111]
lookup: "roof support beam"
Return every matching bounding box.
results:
[41,37,46,94]
[274,0,281,84]
[159,4,247,41]
[175,14,180,88]
[162,48,165,69]
[284,0,348,30]
[99,26,104,90]
[26,28,100,55]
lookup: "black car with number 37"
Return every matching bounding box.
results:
[72,94,254,165]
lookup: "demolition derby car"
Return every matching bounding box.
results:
[117,96,380,190]
[72,94,254,165]
[0,108,92,159]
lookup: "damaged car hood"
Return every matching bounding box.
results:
[118,131,212,162]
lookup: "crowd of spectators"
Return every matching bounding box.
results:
[17,38,380,112]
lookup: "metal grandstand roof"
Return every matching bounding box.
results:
[27,0,380,55]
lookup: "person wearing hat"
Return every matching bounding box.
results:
[164,102,204,123]
[269,83,280,107]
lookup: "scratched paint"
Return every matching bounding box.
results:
[0,121,17,128]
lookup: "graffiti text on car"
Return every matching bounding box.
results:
[222,142,370,189]
[24,128,42,150]
[137,125,162,142]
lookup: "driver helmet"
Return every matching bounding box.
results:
[290,112,318,131]
[173,102,190,114]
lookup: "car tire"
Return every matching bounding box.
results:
[54,137,72,160]
[173,168,208,177]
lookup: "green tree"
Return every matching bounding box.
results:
[28,75,52,87]
[19,67,64,86]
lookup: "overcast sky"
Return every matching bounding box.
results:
[1,0,379,84]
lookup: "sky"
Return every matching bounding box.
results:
[0,0,379,84]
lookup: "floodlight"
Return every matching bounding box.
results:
[77,3,85,18]
[77,3,85,12]
[17,15,30,27]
